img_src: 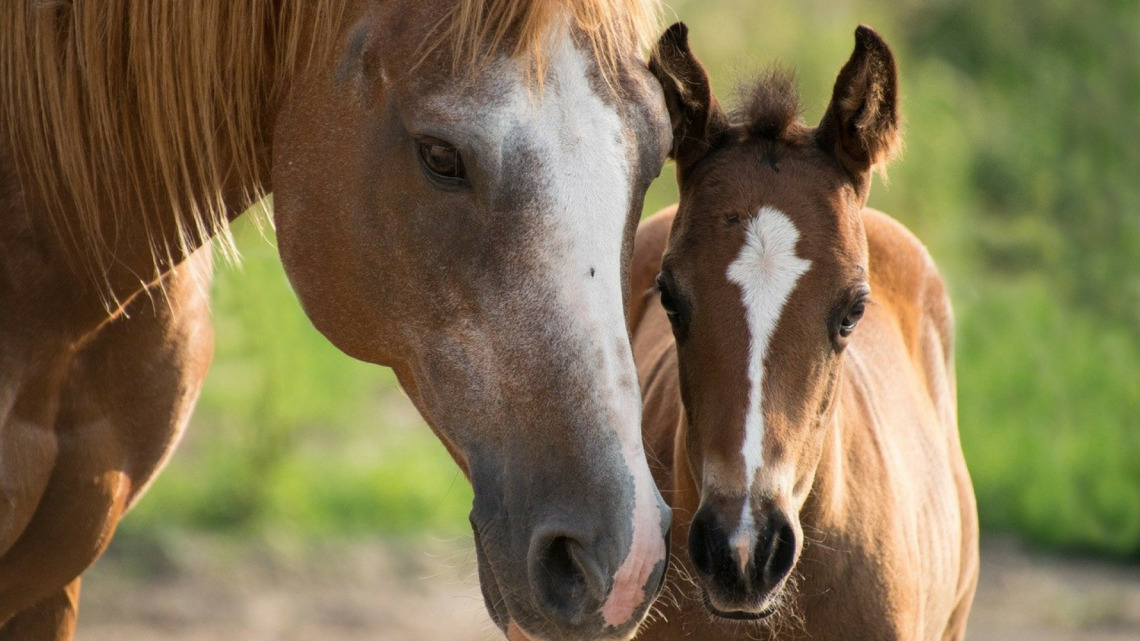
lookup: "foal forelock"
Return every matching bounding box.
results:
[724,207,811,502]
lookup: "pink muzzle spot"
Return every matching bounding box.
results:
[600,473,667,628]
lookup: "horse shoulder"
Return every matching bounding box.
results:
[0,247,214,624]
[629,205,677,332]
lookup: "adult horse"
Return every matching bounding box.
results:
[0,2,674,640]
[629,24,978,639]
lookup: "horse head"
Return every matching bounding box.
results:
[272,3,673,639]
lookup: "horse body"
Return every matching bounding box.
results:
[0,3,673,640]
[629,25,977,641]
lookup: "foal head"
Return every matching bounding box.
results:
[649,24,900,619]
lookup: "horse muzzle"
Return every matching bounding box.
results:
[470,486,671,641]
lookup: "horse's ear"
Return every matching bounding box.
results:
[649,23,730,172]
[817,26,901,183]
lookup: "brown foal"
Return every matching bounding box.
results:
[629,24,979,640]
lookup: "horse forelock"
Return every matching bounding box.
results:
[0,0,345,304]
[425,0,662,89]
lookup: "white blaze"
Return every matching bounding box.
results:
[491,26,665,629]
[725,207,811,557]
[536,37,667,631]
[416,14,662,635]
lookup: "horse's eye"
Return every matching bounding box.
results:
[417,138,467,183]
[839,300,866,337]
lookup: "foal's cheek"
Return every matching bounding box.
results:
[790,425,831,503]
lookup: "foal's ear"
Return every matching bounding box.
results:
[649,23,730,171]
[817,26,901,182]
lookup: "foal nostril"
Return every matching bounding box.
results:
[531,534,605,623]
[755,518,797,588]
[687,508,718,578]
[688,506,749,591]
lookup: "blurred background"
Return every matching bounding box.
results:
[79,0,1140,639]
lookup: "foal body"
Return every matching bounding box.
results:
[630,25,978,640]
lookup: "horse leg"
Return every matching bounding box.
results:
[0,248,214,638]
[0,580,80,641]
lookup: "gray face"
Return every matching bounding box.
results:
[272,5,673,641]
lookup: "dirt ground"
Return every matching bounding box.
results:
[76,534,1140,641]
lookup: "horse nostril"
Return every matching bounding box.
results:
[531,534,604,624]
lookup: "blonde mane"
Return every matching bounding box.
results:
[0,1,345,291]
[436,0,662,87]
[1,0,659,299]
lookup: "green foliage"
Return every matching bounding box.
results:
[892,0,1140,558]
[957,282,1140,557]
[125,1,1140,559]
[903,0,1140,322]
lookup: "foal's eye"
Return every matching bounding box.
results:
[839,300,866,337]
[655,273,687,336]
[657,281,678,318]
[417,138,467,183]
